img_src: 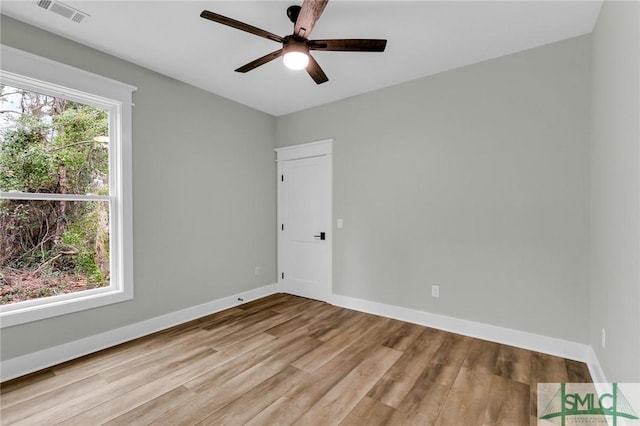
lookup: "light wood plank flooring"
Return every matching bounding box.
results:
[0,293,592,425]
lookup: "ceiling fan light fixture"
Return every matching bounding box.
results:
[200,1,386,84]
[283,51,309,70]
[283,41,309,70]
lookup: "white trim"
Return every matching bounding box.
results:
[0,287,130,328]
[0,45,137,103]
[0,284,279,382]
[331,293,606,377]
[0,45,136,327]
[275,139,333,161]
[585,346,609,383]
[0,192,109,202]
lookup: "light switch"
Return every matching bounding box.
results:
[337,218,343,229]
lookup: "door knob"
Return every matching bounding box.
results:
[313,232,326,240]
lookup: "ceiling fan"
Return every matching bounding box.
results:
[200,0,387,84]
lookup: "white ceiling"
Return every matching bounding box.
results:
[1,1,602,116]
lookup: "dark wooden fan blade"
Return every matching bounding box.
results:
[200,10,284,43]
[308,39,387,52]
[294,0,329,39]
[235,49,284,73]
[306,54,329,84]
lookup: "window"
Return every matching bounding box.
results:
[0,45,136,327]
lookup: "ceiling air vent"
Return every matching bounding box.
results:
[36,0,52,9]
[36,0,89,24]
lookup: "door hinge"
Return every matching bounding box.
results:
[281,272,284,279]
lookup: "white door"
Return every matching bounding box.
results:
[276,140,332,302]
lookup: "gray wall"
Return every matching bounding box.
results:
[590,0,640,382]
[0,16,277,361]
[4,5,637,383]
[277,35,592,343]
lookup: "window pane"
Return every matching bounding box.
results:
[0,85,109,195]
[0,199,110,304]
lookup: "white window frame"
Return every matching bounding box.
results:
[0,45,136,328]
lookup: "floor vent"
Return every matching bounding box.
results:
[36,0,89,24]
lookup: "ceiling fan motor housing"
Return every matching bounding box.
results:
[283,35,309,55]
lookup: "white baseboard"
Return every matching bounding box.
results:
[2,286,608,385]
[584,346,608,383]
[331,293,606,380]
[1,283,278,382]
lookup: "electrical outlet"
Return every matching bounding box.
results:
[601,328,606,349]
[431,285,439,298]
[254,266,261,276]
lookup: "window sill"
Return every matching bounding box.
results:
[0,287,133,328]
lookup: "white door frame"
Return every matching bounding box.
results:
[276,139,333,301]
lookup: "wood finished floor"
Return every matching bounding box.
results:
[0,293,592,426]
